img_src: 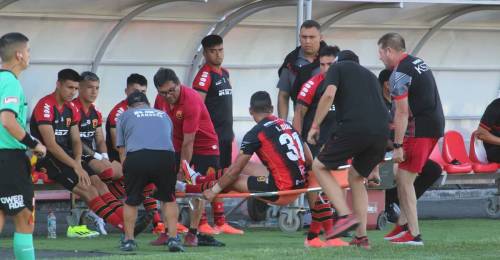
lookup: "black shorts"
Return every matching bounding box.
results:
[486,146,500,163]
[247,176,279,202]
[0,150,34,215]
[317,134,387,178]
[175,153,220,176]
[81,156,99,176]
[124,149,177,206]
[38,155,79,191]
[218,139,233,169]
[307,142,324,159]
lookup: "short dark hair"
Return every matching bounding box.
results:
[153,67,180,88]
[378,32,406,51]
[336,50,359,64]
[0,32,29,61]
[300,20,321,31]
[319,45,340,58]
[80,71,100,82]
[202,34,223,49]
[127,90,150,107]
[250,91,273,113]
[127,73,147,87]
[378,69,392,85]
[58,68,82,82]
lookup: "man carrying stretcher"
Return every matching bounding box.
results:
[176,91,348,246]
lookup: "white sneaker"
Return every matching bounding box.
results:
[182,160,201,185]
[86,211,107,235]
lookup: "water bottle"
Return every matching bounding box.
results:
[47,211,57,239]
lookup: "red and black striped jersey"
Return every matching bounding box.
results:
[30,93,80,156]
[73,98,103,150]
[296,73,337,145]
[240,115,307,190]
[105,99,127,161]
[193,64,233,141]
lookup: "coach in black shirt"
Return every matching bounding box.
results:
[307,50,389,248]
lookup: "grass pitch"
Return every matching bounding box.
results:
[1,219,500,259]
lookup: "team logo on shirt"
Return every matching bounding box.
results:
[66,118,71,127]
[175,110,183,120]
[92,119,98,128]
[3,96,18,104]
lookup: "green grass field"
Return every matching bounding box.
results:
[2,219,500,259]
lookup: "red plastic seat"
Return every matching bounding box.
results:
[428,142,445,170]
[442,131,472,174]
[469,131,498,173]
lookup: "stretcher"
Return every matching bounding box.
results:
[176,157,393,232]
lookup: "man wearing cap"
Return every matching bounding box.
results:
[116,91,183,252]
[307,50,389,249]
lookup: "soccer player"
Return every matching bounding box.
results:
[31,69,125,236]
[105,73,167,235]
[116,91,183,252]
[73,71,124,233]
[307,50,389,249]
[277,20,326,120]
[192,34,242,235]
[476,97,500,163]
[378,33,445,245]
[0,32,46,260]
[178,91,311,206]
[154,67,224,247]
[291,45,348,248]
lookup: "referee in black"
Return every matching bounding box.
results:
[116,91,183,252]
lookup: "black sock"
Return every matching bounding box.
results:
[307,232,318,240]
[189,228,197,235]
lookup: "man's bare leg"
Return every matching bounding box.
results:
[349,167,368,237]
[312,159,351,216]
[396,168,419,235]
[163,202,178,238]
[123,204,138,240]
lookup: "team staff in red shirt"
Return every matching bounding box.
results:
[192,34,242,235]
[154,68,224,247]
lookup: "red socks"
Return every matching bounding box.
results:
[88,196,124,230]
[107,179,125,199]
[309,194,334,237]
[212,201,225,226]
[185,181,216,193]
[100,192,124,219]
[98,168,114,183]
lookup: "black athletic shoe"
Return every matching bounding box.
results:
[120,239,138,251]
[134,212,153,237]
[386,203,401,223]
[167,236,185,252]
[197,234,225,247]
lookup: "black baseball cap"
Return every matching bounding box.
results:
[336,50,359,64]
[127,91,149,106]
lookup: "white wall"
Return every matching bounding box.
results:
[2,9,499,144]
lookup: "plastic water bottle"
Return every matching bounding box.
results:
[47,211,57,239]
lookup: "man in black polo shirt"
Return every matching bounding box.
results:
[192,34,242,235]
[378,33,444,245]
[292,45,349,248]
[477,98,500,163]
[277,20,326,120]
[307,50,389,249]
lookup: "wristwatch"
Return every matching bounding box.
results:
[393,143,403,149]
